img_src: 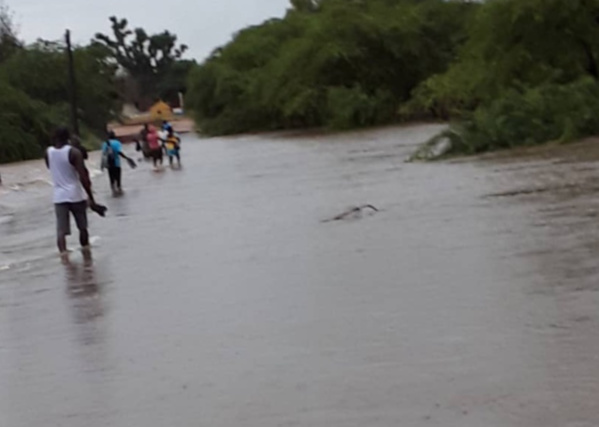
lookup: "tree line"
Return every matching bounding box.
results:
[0,3,192,164]
[186,0,476,135]
[186,0,599,154]
[5,0,598,163]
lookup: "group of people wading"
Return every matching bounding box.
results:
[45,121,183,259]
[137,121,182,170]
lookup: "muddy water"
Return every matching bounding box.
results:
[1,125,599,426]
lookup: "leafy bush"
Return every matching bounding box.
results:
[403,0,599,155]
[449,79,599,154]
[0,82,60,164]
[0,41,121,163]
[408,0,596,118]
[326,86,394,130]
[1,43,119,135]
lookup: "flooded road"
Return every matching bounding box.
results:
[1,125,599,426]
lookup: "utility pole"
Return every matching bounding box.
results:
[65,30,79,136]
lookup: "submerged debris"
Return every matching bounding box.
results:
[323,204,379,222]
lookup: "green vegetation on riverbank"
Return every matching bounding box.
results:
[0,0,121,164]
[187,0,599,154]
[0,3,191,164]
[4,0,599,162]
[408,0,599,156]
[186,0,476,135]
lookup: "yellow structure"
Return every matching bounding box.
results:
[149,101,174,122]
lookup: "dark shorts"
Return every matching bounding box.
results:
[55,201,88,236]
[108,166,122,188]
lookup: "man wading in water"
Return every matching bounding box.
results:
[45,127,106,258]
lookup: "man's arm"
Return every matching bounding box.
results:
[69,147,96,206]
[71,145,88,163]
[44,150,49,169]
[79,146,89,161]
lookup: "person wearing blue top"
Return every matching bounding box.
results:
[102,131,133,194]
[162,120,173,133]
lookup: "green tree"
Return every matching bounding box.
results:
[290,0,320,13]
[186,0,477,135]
[1,40,119,134]
[157,59,196,106]
[74,43,120,132]
[409,0,599,154]
[0,81,59,163]
[94,16,188,103]
[0,1,20,64]
[410,0,599,118]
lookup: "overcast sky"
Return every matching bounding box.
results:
[13,0,290,60]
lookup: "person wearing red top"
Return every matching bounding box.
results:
[146,125,163,169]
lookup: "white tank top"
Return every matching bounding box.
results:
[47,146,86,204]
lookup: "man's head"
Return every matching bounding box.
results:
[144,123,149,131]
[54,127,70,147]
[108,130,116,140]
[168,128,174,136]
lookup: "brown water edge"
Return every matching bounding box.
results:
[1,125,599,426]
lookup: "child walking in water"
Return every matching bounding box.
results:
[165,129,181,167]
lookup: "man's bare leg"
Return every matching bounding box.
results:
[57,234,68,253]
[79,228,90,248]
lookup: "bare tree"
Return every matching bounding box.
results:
[0,1,20,63]
[94,16,187,104]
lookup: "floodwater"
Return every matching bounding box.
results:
[1,125,599,426]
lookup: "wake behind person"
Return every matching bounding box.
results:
[45,127,106,258]
[102,131,135,194]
